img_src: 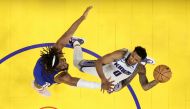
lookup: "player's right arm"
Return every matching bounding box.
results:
[54,72,80,86]
[137,64,159,91]
[95,48,128,91]
[54,72,102,89]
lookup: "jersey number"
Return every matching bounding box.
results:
[113,70,122,77]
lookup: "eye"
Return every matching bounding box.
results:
[132,54,135,58]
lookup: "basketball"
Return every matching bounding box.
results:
[153,65,172,83]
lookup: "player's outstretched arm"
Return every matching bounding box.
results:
[54,72,101,89]
[138,65,159,91]
[54,6,93,50]
[54,72,80,86]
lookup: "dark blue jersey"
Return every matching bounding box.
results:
[33,58,60,87]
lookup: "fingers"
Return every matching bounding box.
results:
[101,77,115,93]
[107,89,114,94]
[101,88,105,93]
[108,85,114,90]
[82,6,93,19]
[107,77,113,82]
[87,6,93,10]
[108,77,115,83]
[107,79,115,87]
[107,81,114,90]
[85,6,93,14]
[101,84,105,93]
[110,80,115,85]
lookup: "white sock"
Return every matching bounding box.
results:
[73,41,83,69]
[73,41,80,47]
[77,79,101,89]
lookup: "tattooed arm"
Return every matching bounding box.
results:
[138,64,159,91]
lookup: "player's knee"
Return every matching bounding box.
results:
[142,85,149,91]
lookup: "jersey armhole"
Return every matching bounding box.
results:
[54,71,67,81]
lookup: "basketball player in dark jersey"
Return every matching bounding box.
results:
[32,6,105,96]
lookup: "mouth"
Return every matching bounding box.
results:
[65,64,68,68]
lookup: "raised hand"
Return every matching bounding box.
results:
[82,6,93,19]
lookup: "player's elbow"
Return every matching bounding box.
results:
[95,59,103,66]
[142,85,150,91]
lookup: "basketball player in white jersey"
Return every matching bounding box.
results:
[72,40,159,93]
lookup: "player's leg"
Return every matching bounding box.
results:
[70,37,99,76]
[33,68,51,96]
[72,40,84,69]
[32,80,51,97]
[80,65,99,76]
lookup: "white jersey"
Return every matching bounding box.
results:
[81,51,138,85]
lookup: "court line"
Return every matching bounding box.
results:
[0,43,141,109]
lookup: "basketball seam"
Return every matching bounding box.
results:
[159,73,170,79]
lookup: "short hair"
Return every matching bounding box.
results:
[134,46,147,60]
[40,47,63,73]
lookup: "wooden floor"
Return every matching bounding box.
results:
[0,0,190,109]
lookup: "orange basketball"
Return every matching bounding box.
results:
[153,65,172,83]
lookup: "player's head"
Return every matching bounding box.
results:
[40,47,69,73]
[127,46,147,65]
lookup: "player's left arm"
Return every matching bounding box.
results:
[54,6,92,50]
[138,64,159,91]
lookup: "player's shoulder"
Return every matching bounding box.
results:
[110,48,127,56]
[116,48,128,55]
[119,48,128,52]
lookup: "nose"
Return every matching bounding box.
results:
[131,58,135,63]
[130,58,137,65]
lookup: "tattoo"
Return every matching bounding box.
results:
[142,80,158,91]
[138,64,158,91]
[116,64,159,92]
